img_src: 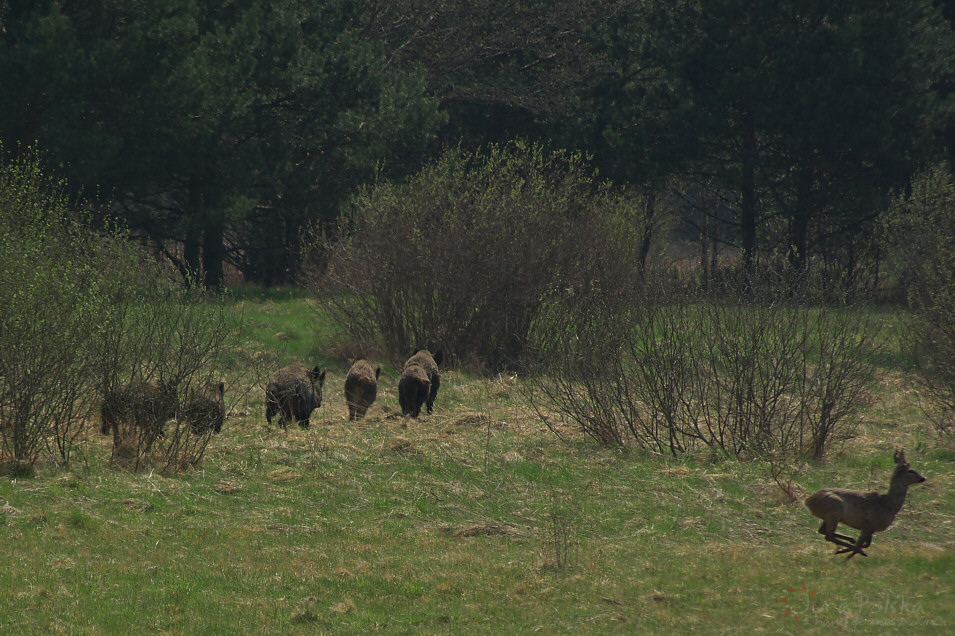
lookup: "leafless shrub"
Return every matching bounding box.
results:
[95,281,240,472]
[541,489,579,571]
[881,164,955,441]
[302,141,653,371]
[525,275,880,462]
[906,302,955,442]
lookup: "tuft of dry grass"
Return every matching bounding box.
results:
[451,523,521,538]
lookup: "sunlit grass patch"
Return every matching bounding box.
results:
[0,290,953,633]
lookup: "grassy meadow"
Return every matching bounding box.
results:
[1,289,953,634]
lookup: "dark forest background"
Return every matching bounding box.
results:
[3,1,955,291]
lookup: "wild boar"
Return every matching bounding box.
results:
[265,363,326,429]
[344,359,381,420]
[401,349,443,415]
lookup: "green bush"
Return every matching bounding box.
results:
[0,152,113,471]
[0,151,238,474]
[305,141,652,371]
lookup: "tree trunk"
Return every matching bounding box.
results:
[183,180,203,283]
[202,215,225,291]
[183,222,202,283]
[637,190,656,272]
[788,159,813,273]
[739,111,758,292]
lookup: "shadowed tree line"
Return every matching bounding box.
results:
[2,0,955,290]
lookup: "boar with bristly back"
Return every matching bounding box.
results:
[344,359,381,420]
[398,364,430,418]
[399,349,443,417]
[182,381,226,434]
[266,362,326,429]
[100,380,177,444]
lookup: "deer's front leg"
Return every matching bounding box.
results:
[837,532,872,559]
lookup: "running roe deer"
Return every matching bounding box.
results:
[805,449,926,559]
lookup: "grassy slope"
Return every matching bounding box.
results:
[1,290,952,635]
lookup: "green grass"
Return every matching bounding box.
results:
[227,284,339,366]
[1,290,953,634]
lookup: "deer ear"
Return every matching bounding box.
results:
[894,448,906,465]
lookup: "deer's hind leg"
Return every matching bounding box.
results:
[819,522,858,551]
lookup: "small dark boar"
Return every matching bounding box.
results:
[182,381,226,435]
[344,359,381,420]
[266,363,326,429]
[398,364,431,418]
[399,349,443,417]
[100,380,177,443]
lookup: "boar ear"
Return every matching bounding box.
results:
[318,370,326,385]
[433,350,444,367]
[375,366,382,379]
